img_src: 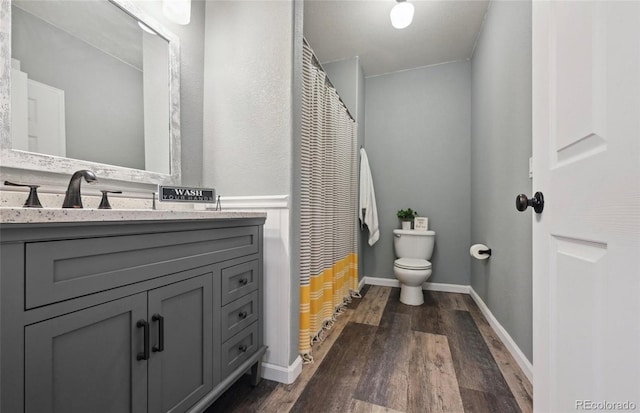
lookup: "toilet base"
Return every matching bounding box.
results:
[400,284,424,306]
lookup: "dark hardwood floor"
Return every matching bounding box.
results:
[205,285,532,413]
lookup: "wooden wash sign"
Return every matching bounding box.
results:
[158,186,216,203]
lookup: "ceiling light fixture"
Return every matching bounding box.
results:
[390,0,414,29]
[163,0,191,25]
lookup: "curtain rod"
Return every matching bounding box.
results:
[303,37,355,122]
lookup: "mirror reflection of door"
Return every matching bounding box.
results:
[11,59,66,158]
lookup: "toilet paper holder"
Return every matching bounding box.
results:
[470,243,491,259]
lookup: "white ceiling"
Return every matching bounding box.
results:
[303,0,490,77]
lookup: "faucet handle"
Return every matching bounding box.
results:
[98,190,122,210]
[3,181,43,208]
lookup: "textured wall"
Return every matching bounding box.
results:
[470,1,532,361]
[364,62,471,286]
[203,0,298,367]
[202,0,293,196]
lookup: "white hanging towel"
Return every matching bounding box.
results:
[359,147,380,246]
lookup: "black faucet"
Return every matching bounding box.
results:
[62,170,97,208]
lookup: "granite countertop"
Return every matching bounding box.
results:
[0,207,266,224]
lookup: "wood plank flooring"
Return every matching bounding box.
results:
[205,286,532,413]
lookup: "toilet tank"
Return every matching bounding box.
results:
[393,229,435,260]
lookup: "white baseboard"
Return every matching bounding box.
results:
[423,282,470,294]
[261,356,303,384]
[363,276,399,288]
[469,287,533,382]
[358,277,366,291]
[363,276,469,294]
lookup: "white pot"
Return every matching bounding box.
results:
[401,221,412,230]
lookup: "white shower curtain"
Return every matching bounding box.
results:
[299,40,359,363]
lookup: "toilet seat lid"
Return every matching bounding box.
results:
[394,258,431,270]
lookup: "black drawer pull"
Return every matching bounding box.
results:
[238,311,248,319]
[152,314,165,353]
[136,320,149,361]
[239,278,249,286]
[238,344,248,352]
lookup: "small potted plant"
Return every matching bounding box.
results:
[397,208,418,230]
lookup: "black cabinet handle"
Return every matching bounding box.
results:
[238,311,248,319]
[152,314,164,353]
[238,344,248,352]
[137,320,149,361]
[239,278,249,286]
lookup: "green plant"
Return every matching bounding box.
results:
[397,208,418,220]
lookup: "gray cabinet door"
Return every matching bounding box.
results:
[24,293,148,413]
[148,273,214,413]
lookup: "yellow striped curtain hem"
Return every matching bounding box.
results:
[299,253,359,362]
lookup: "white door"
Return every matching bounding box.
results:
[26,79,66,157]
[11,64,66,157]
[10,66,29,152]
[532,2,640,412]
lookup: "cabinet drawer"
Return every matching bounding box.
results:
[25,226,259,309]
[221,322,258,378]
[220,260,259,306]
[221,291,259,342]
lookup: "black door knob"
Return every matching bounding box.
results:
[516,192,544,213]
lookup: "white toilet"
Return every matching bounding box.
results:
[393,229,436,306]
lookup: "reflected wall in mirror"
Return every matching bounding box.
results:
[0,0,181,186]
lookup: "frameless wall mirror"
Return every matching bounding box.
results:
[0,0,181,186]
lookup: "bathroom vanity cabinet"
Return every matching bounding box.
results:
[0,214,266,413]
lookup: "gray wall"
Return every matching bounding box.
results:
[364,62,471,285]
[136,0,205,187]
[323,59,357,118]
[12,6,144,170]
[202,0,293,196]
[322,56,366,151]
[470,0,532,362]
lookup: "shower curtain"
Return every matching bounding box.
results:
[299,41,359,363]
